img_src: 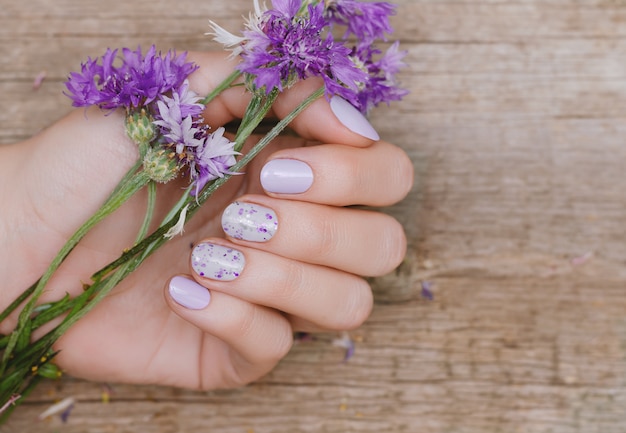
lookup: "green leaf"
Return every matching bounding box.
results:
[15,322,31,353]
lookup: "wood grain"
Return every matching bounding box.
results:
[2,0,626,432]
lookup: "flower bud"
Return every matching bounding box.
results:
[143,147,180,183]
[36,361,63,380]
[126,109,156,152]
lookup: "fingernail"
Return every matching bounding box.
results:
[169,276,211,310]
[191,242,245,281]
[260,159,313,194]
[222,201,278,242]
[330,96,379,141]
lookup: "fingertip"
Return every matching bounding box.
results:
[167,275,211,311]
[329,96,379,141]
[260,158,314,195]
[273,80,378,147]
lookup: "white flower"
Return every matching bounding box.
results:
[207,0,268,57]
[164,204,190,238]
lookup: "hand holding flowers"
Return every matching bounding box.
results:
[0,0,410,419]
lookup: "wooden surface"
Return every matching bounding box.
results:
[2,0,626,431]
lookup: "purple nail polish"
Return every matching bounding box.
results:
[330,96,380,141]
[260,159,313,194]
[169,276,211,310]
[222,201,278,242]
[191,242,245,281]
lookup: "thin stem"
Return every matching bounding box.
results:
[0,285,34,325]
[46,261,135,345]
[0,85,326,419]
[0,160,142,325]
[93,86,323,280]
[200,70,242,106]
[234,89,280,152]
[135,181,157,244]
[0,170,150,375]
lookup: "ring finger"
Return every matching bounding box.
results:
[188,240,373,331]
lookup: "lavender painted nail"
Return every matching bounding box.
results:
[330,96,380,141]
[191,242,245,281]
[169,276,211,310]
[260,159,313,194]
[222,201,278,242]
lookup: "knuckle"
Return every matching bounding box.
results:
[332,278,373,330]
[269,322,295,361]
[394,147,415,200]
[224,301,258,339]
[373,143,414,205]
[274,260,305,301]
[309,217,340,262]
[368,215,407,276]
[253,318,294,366]
[322,155,362,203]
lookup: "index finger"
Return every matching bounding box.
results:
[187,51,379,147]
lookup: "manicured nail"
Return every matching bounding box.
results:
[260,159,313,194]
[222,201,278,242]
[191,242,245,281]
[330,96,379,141]
[169,276,211,310]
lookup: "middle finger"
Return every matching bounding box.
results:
[219,196,406,277]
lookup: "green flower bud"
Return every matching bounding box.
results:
[143,147,180,183]
[126,109,156,153]
[35,359,63,380]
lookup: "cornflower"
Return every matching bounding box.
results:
[238,0,366,100]
[324,0,396,42]
[65,46,197,110]
[349,41,409,114]
[208,0,407,111]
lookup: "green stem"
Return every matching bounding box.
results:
[0,170,150,376]
[234,89,280,152]
[200,70,242,106]
[0,85,325,413]
[46,261,135,346]
[0,285,34,325]
[0,161,143,326]
[93,86,324,280]
[136,181,157,244]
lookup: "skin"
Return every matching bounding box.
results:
[0,52,413,390]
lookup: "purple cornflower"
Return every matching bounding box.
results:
[348,41,409,114]
[152,82,238,192]
[153,81,205,154]
[236,0,367,101]
[65,45,197,110]
[325,0,396,42]
[209,0,406,109]
[192,127,239,195]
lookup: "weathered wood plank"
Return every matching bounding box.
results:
[2,0,626,432]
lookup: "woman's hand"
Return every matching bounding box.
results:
[0,52,413,390]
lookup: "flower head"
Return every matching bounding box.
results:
[325,0,396,42]
[191,127,240,195]
[153,81,206,155]
[209,0,406,111]
[237,0,367,99]
[208,0,267,57]
[64,46,197,110]
[348,41,409,114]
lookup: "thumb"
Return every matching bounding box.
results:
[187,51,379,147]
